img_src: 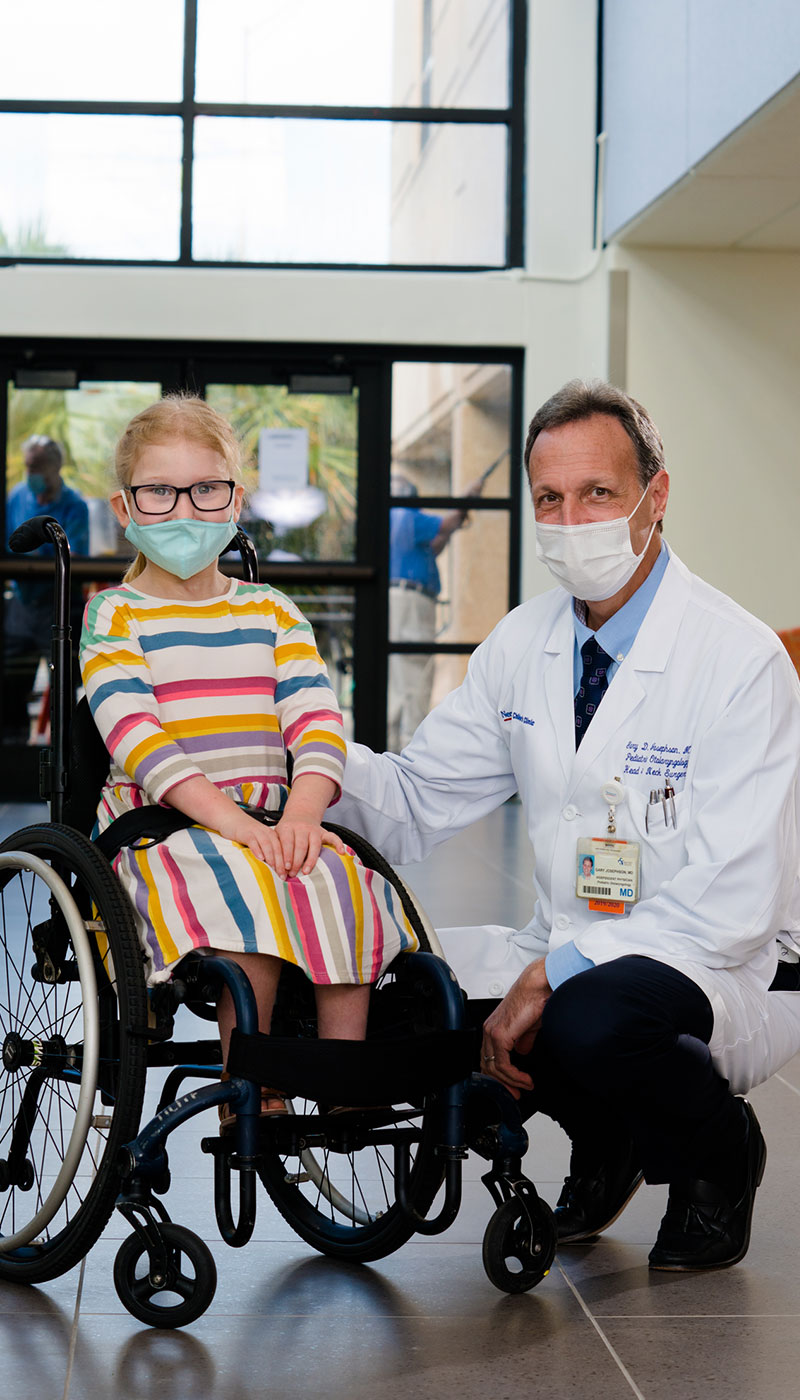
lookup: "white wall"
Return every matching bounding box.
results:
[603,0,800,237]
[612,246,800,630]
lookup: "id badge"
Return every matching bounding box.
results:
[576,837,640,915]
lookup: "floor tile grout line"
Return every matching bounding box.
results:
[592,1312,800,1320]
[773,1072,800,1100]
[62,1255,87,1400]
[556,1263,647,1400]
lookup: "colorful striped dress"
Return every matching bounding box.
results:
[80,578,417,986]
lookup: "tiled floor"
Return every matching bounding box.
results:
[2,798,800,1400]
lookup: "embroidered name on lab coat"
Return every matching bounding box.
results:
[623,740,692,780]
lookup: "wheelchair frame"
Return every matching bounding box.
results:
[0,515,556,1326]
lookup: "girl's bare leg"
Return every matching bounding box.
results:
[216,950,283,1064]
[314,983,371,1040]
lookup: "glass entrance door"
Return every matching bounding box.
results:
[205,380,359,736]
[0,352,389,798]
[0,341,521,798]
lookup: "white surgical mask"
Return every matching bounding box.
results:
[534,484,657,602]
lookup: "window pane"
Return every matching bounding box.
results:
[7,381,161,557]
[193,118,506,266]
[279,587,355,740]
[388,358,513,749]
[0,116,182,260]
[392,363,513,496]
[389,508,510,644]
[205,384,357,562]
[388,651,469,754]
[196,0,510,108]
[0,1,184,101]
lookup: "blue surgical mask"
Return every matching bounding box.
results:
[27,473,47,497]
[124,511,237,581]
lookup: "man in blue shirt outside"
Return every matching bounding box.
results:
[388,471,484,750]
[5,435,89,735]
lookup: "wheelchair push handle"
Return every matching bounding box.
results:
[9,513,69,557]
[8,513,71,639]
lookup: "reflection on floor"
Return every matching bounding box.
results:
[2,798,799,1400]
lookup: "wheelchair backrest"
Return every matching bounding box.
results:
[62,695,115,837]
[61,529,260,836]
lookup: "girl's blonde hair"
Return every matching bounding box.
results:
[115,396,244,582]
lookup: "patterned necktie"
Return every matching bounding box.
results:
[574,636,613,748]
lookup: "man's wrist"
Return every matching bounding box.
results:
[522,956,552,995]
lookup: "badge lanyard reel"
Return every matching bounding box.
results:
[575,779,640,915]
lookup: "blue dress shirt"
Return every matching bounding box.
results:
[389,507,443,596]
[6,480,90,610]
[7,480,89,555]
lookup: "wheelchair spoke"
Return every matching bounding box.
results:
[373,1148,392,1210]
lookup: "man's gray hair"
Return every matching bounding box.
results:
[523,380,665,491]
[22,435,64,469]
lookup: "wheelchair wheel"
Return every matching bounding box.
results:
[258,1094,445,1263]
[0,824,148,1282]
[114,1223,217,1329]
[482,1195,557,1294]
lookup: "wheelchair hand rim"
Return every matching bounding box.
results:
[0,852,99,1253]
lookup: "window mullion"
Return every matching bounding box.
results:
[181,0,198,265]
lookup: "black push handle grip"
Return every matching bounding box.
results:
[9,514,64,553]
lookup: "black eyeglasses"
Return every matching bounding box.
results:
[127,480,236,516]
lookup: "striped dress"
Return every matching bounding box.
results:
[80,578,417,986]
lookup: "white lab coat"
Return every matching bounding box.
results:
[338,551,800,1095]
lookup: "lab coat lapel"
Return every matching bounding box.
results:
[569,655,646,784]
[542,603,577,786]
[567,550,691,788]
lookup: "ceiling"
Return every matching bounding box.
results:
[611,73,800,250]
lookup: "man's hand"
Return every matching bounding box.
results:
[480,958,552,1098]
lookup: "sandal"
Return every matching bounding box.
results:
[219,1087,288,1135]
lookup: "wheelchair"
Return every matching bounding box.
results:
[0,515,557,1327]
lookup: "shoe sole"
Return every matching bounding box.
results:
[557,1171,645,1244]
[649,1100,767,1271]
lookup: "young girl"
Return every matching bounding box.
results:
[80,396,417,1120]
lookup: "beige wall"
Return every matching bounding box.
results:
[611,247,800,631]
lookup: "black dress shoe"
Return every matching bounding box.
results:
[649,1100,766,1271]
[555,1138,644,1243]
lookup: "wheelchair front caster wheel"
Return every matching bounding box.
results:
[113,1223,217,1328]
[482,1196,557,1294]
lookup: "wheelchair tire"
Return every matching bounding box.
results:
[0,824,148,1283]
[482,1195,557,1294]
[257,1095,445,1263]
[114,1223,217,1329]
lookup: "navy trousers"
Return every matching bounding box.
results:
[472,955,747,1186]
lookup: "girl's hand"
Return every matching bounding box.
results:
[207,773,344,877]
[272,817,346,877]
[222,810,289,874]
[221,809,345,878]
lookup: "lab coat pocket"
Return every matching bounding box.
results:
[626,785,686,841]
[626,786,687,898]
